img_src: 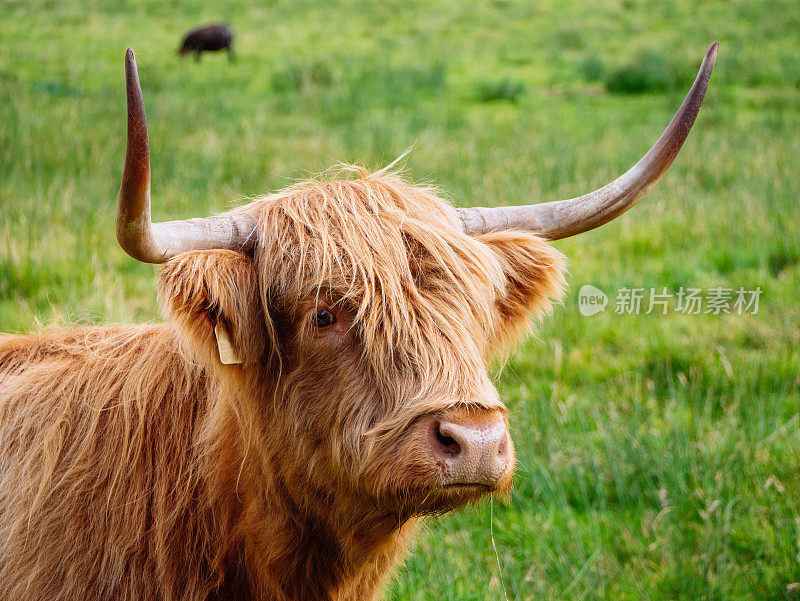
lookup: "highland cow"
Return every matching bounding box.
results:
[178,24,234,61]
[0,43,717,600]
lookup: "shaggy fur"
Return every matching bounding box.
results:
[0,168,565,600]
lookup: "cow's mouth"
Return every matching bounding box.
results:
[442,483,493,492]
[437,481,499,506]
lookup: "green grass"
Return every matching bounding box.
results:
[1,0,799,599]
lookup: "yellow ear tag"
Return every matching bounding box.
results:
[214,323,242,365]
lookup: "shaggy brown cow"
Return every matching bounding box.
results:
[0,43,717,600]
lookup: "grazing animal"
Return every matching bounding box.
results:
[178,24,234,61]
[0,43,717,600]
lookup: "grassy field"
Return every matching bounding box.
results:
[1,0,799,599]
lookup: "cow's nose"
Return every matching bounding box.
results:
[432,413,511,487]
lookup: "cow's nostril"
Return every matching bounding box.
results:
[434,422,461,457]
[497,434,508,457]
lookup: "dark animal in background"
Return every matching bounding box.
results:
[178,24,233,61]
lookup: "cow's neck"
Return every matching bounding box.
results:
[245,470,417,600]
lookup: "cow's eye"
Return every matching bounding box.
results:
[312,309,336,329]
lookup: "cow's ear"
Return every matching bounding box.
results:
[476,231,566,350]
[158,250,267,367]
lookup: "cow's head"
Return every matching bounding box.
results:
[116,45,716,517]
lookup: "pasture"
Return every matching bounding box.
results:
[1,0,798,599]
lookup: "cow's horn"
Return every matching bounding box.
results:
[458,41,718,240]
[117,48,256,263]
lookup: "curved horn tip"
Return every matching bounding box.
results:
[697,42,718,80]
[701,41,718,74]
[125,48,138,79]
[125,48,136,72]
